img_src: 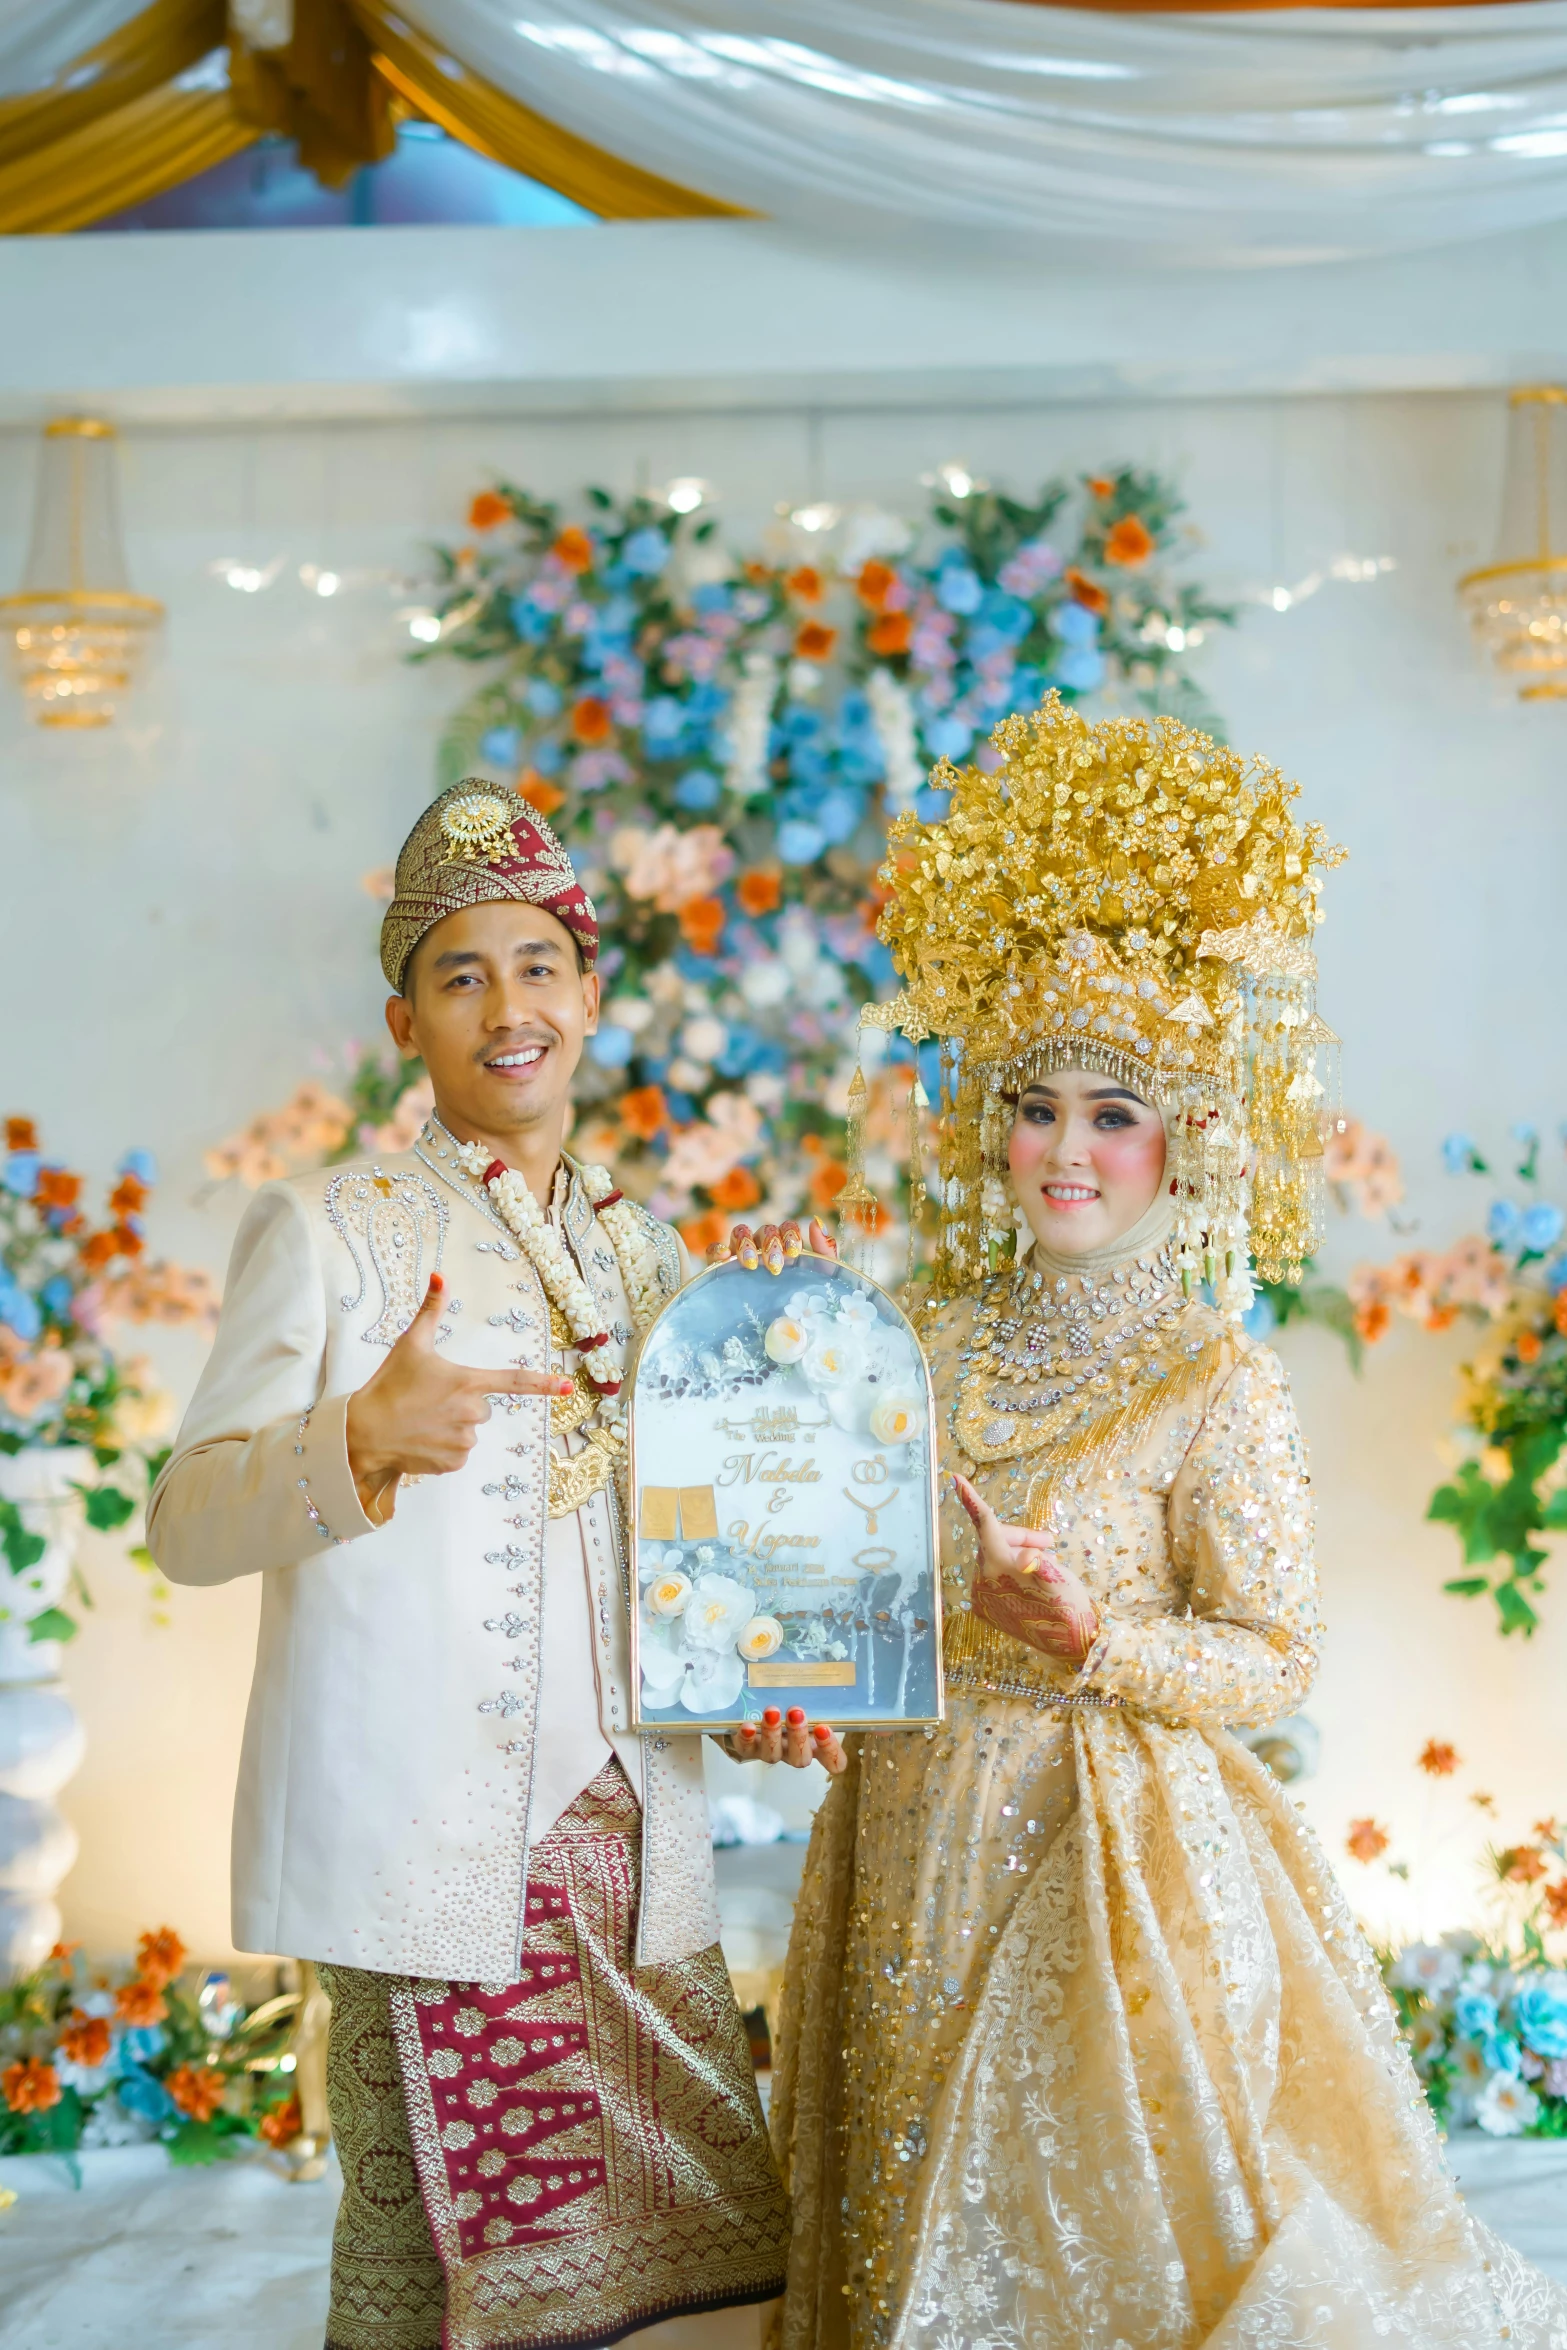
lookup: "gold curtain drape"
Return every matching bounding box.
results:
[229,0,393,188]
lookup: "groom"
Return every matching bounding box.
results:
[149,782,791,2350]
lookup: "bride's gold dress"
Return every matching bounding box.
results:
[769,1241,1567,2350]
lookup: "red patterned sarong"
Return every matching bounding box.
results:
[380,1760,788,2349]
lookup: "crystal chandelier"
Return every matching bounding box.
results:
[0,418,163,728]
[1458,386,1567,701]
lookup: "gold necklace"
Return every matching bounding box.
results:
[543,1300,630,1521]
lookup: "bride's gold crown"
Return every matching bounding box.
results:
[864,696,1345,1303]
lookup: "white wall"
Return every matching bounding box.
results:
[1,383,1560,1962]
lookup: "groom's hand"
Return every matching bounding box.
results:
[706,1219,837,1273]
[345,1274,571,1515]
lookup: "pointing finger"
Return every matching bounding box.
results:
[477,1367,575,1397]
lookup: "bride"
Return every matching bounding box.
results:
[752,697,1567,2349]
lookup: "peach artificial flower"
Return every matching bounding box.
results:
[1352,1299,1391,1345]
[516,770,567,818]
[570,696,613,746]
[1545,1880,1567,1931]
[809,1157,849,1216]
[552,526,594,573]
[49,1940,81,1963]
[1104,515,1155,567]
[1503,1845,1550,1884]
[618,1086,669,1143]
[0,1342,73,1421]
[678,896,726,956]
[36,1168,82,1211]
[58,2013,112,2069]
[260,2093,303,2148]
[1517,1329,1544,1364]
[679,1209,727,1258]
[1346,1818,1390,1864]
[3,2057,61,2115]
[115,1978,168,2028]
[468,490,511,531]
[361,865,396,903]
[6,1117,37,1151]
[785,565,823,603]
[794,622,837,663]
[867,611,913,657]
[136,1927,187,1988]
[736,868,782,918]
[710,1167,762,1212]
[166,2065,226,2122]
[1086,476,1114,498]
[1418,1740,1460,1777]
[1064,567,1110,616]
[856,560,897,612]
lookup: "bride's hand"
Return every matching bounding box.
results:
[714,1707,848,1774]
[951,1472,1101,1668]
[705,1219,837,1274]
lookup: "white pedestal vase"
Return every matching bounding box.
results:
[0,1446,89,1979]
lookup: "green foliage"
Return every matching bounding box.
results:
[26,1607,77,1645]
[77,1483,136,1532]
[0,1497,45,1576]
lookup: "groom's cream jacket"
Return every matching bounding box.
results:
[147,1133,720,1982]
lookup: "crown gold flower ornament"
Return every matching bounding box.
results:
[858,694,1346,1310]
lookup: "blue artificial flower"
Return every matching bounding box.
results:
[816,788,863,847]
[0,1276,41,1344]
[509,598,551,644]
[1511,1121,1541,1146]
[915,786,950,823]
[687,683,727,724]
[1454,1989,1500,2043]
[39,1275,73,1318]
[1442,1133,1477,1175]
[1544,1254,1567,1295]
[643,697,686,751]
[777,820,826,866]
[779,703,822,744]
[1522,1202,1564,1253]
[936,565,983,616]
[115,2062,176,2124]
[1050,600,1100,648]
[923,714,973,763]
[524,678,563,719]
[117,1148,157,1186]
[1513,1975,1567,2059]
[588,1026,636,1070]
[837,745,883,789]
[1055,645,1106,694]
[837,687,873,734]
[621,527,670,576]
[3,1152,40,1197]
[674,768,721,811]
[980,589,1035,643]
[1483,2031,1524,2077]
[1487,1200,1523,1249]
[1242,1292,1277,1342]
[120,2025,167,2064]
[480,724,521,766]
[787,742,830,791]
[692,582,732,615]
[532,737,564,776]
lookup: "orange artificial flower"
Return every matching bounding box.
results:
[1353,1299,1391,1345]
[260,2093,303,2148]
[785,565,824,603]
[809,1157,849,1216]
[1545,1880,1567,1931]
[1503,1845,1550,1884]
[115,1978,168,2028]
[58,2012,111,2069]
[679,1209,728,1258]
[3,2057,60,2114]
[1104,515,1155,567]
[859,886,889,933]
[109,1175,148,1218]
[1555,1291,1567,1337]
[137,1926,187,1988]
[867,611,913,657]
[1086,476,1115,498]
[736,868,782,918]
[35,1168,81,1211]
[552,526,595,574]
[166,2064,227,2122]
[1345,1818,1390,1864]
[112,1222,144,1260]
[1064,568,1109,616]
[515,770,566,819]
[679,896,726,955]
[78,1230,120,1272]
[856,559,897,612]
[794,621,837,663]
[1517,1328,1544,1364]
[711,1167,762,1213]
[1537,1818,1561,1843]
[49,1940,81,1963]
[1424,1305,1459,1333]
[570,696,613,746]
[1418,1740,1460,1777]
[6,1117,37,1152]
[468,489,512,532]
[618,1086,669,1143]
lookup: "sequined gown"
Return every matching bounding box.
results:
[768,1241,1567,2350]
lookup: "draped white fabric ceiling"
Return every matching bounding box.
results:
[0,0,150,97]
[397,0,1567,262]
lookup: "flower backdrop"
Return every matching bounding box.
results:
[209,467,1233,1260]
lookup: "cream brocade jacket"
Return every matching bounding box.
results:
[768,1287,1567,2350]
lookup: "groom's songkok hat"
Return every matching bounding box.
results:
[380,781,599,992]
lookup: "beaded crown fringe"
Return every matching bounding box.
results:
[849,695,1345,1310]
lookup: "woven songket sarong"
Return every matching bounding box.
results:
[322,1763,789,2350]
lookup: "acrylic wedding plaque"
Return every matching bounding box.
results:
[628,1256,944,1731]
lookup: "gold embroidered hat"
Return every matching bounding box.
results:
[863,694,1344,1306]
[380,781,599,991]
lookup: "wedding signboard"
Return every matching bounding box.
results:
[628,1256,943,1730]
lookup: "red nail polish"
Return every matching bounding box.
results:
[762,1708,781,1727]
[740,1724,756,1739]
[786,1706,806,1726]
[812,1724,830,1741]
